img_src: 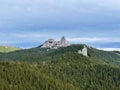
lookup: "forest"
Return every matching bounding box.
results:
[0,44,120,90]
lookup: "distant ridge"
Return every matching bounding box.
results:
[0,46,20,53]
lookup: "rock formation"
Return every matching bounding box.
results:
[40,36,70,48]
[40,39,56,48]
[78,46,88,57]
[57,36,70,47]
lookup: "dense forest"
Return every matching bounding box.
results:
[0,44,120,90]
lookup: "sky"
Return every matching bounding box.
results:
[0,0,120,51]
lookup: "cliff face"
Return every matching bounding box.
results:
[40,36,70,48]
[40,39,56,48]
[78,46,88,57]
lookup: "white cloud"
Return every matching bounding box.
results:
[98,48,120,51]
[68,37,104,42]
[68,37,120,43]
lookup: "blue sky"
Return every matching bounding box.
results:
[0,0,120,50]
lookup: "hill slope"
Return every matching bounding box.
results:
[0,46,20,53]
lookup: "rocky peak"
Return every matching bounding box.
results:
[58,36,70,47]
[40,39,56,48]
[41,36,70,48]
[60,36,66,41]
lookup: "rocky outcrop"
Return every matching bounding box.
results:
[41,36,70,48]
[57,36,70,47]
[78,46,88,57]
[41,37,88,56]
[40,39,56,48]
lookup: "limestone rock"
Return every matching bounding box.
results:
[78,46,88,57]
[57,36,70,47]
[41,36,70,48]
[41,39,56,48]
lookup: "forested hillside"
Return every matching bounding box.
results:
[0,44,120,67]
[0,56,120,90]
[0,44,120,90]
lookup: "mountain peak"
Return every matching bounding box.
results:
[40,36,70,48]
[60,36,66,41]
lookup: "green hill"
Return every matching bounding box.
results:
[0,46,20,53]
[0,44,120,90]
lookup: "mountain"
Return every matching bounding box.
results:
[0,38,120,90]
[0,46,20,53]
